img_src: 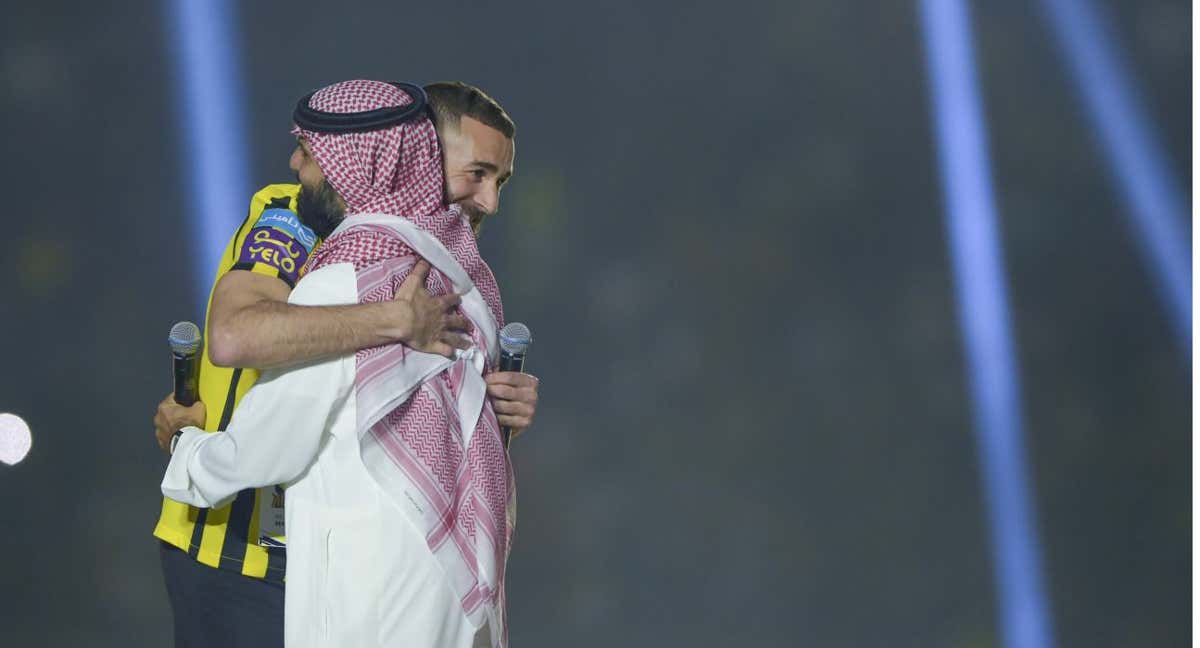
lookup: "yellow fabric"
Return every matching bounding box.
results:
[153,183,303,580]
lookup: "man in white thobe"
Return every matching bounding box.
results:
[161,80,515,648]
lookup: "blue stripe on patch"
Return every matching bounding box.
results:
[255,208,317,251]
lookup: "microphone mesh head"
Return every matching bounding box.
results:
[499,322,532,355]
[168,321,202,355]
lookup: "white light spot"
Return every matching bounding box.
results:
[0,413,32,465]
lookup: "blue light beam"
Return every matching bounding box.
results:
[919,2,1056,647]
[1038,0,1191,352]
[166,0,251,317]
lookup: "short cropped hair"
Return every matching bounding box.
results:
[423,81,515,139]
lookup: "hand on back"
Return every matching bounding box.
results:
[392,259,474,359]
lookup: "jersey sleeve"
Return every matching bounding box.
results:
[232,207,319,287]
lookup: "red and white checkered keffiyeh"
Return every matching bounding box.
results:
[296,80,512,642]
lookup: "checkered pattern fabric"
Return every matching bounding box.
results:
[297,80,511,642]
[291,79,444,218]
[297,80,503,321]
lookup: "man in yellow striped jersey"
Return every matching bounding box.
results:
[151,81,539,648]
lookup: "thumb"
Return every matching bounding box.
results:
[396,260,430,298]
[410,259,431,284]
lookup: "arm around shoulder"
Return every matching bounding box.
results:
[207,261,471,370]
[161,334,356,508]
[207,269,294,367]
[208,268,396,369]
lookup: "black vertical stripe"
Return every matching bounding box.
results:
[266,545,287,579]
[187,508,208,558]
[190,369,240,560]
[218,487,258,572]
[218,368,243,430]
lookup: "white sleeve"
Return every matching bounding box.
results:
[160,263,357,509]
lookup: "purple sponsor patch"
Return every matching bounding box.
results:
[237,226,310,284]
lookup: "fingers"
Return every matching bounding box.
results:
[186,400,208,429]
[496,413,533,431]
[395,260,431,298]
[154,415,171,452]
[491,395,535,419]
[485,372,539,388]
[486,382,538,403]
[154,416,173,452]
[444,331,472,351]
[155,392,175,452]
[154,394,207,453]
[431,342,456,360]
[443,311,472,333]
[489,376,538,436]
[410,259,431,283]
[438,292,463,309]
[429,332,473,358]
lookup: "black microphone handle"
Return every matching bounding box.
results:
[498,351,526,374]
[497,351,526,448]
[173,352,199,407]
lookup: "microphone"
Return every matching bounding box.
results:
[497,322,533,448]
[169,321,202,407]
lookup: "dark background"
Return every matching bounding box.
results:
[0,0,1190,645]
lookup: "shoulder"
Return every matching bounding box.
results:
[246,183,314,252]
[250,183,301,210]
[232,184,316,287]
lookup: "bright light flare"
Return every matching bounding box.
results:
[0,413,32,466]
[919,1,1056,647]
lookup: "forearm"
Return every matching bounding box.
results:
[162,426,277,509]
[162,420,319,509]
[210,299,409,369]
[161,359,350,508]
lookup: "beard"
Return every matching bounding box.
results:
[461,205,486,237]
[296,179,346,239]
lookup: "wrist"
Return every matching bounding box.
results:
[169,429,185,455]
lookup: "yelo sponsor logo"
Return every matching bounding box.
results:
[248,229,305,274]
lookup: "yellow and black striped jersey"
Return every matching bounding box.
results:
[153,183,312,582]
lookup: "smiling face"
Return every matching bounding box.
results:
[439,116,515,232]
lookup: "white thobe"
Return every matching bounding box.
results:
[161,261,490,648]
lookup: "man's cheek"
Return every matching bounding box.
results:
[445,179,470,206]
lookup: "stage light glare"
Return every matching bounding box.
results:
[920,1,1056,647]
[1038,0,1191,351]
[0,413,32,466]
[166,0,251,317]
